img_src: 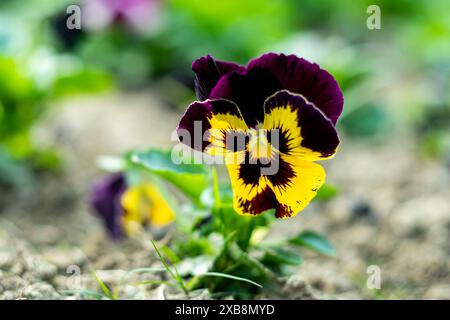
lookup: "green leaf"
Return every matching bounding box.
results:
[129,149,208,203]
[175,237,216,258]
[92,271,114,299]
[289,231,336,256]
[128,280,179,288]
[316,183,340,201]
[190,236,276,297]
[175,256,215,276]
[0,147,31,187]
[161,245,181,264]
[200,184,234,207]
[199,272,262,288]
[51,68,113,97]
[340,104,391,138]
[150,240,177,281]
[225,241,278,282]
[151,240,189,295]
[261,247,303,266]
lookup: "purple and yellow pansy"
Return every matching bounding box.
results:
[177,53,343,219]
[89,173,175,239]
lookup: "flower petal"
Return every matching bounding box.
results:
[227,153,325,218]
[192,55,244,100]
[247,53,343,125]
[210,53,343,126]
[267,154,325,218]
[145,184,176,227]
[177,99,248,156]
[89,173,126,240]
[210,66,280,127]
[121,186,148,236]
[121,184,175,233]
[263,90,339,160]
[226,161,278,216]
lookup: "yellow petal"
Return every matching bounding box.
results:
[143,184,175,227]
[226,163,276,216]
[121,186,148,236]
[268,154,325,218]
[263,90,339,161]
[121,183,175,235]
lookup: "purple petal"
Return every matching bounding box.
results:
[264,90,340,159]
[247,53,344,125]
[89,173,127,240]
[177,99,245,152]
[210,67,281,127]
[192,55,244,100]
[209,53,343,126]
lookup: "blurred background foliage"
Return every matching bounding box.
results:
[0,0,449,188]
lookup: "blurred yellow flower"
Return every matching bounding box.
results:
[121,183,175,236]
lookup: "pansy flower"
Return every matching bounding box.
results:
[89,173,175,239]
[177,53,343,219]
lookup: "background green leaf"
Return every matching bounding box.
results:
[129,149,209,203]
[261,247,303,266]
[289,231,336,256]
[316,183,340,201]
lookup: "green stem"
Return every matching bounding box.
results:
[212,166,221,207]
[212,166,227,235]
[240,217,255,251]
[151,240,189,296]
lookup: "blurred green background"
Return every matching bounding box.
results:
[1,0,449,188]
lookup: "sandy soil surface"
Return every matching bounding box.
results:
[1,92,449,299]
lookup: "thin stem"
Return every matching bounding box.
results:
[150,240,189,296]
[128,280,179,288]
[212,166,221,207]
[241,217,255,251]
[212,166,228,235]
[151,240,176,280]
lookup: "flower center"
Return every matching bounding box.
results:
[248,128,273,160]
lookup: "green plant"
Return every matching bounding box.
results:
[98,148,337,299]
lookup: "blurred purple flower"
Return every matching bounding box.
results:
[82,0,163,34]
[89,173,126,240]
[89,172,175,239]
